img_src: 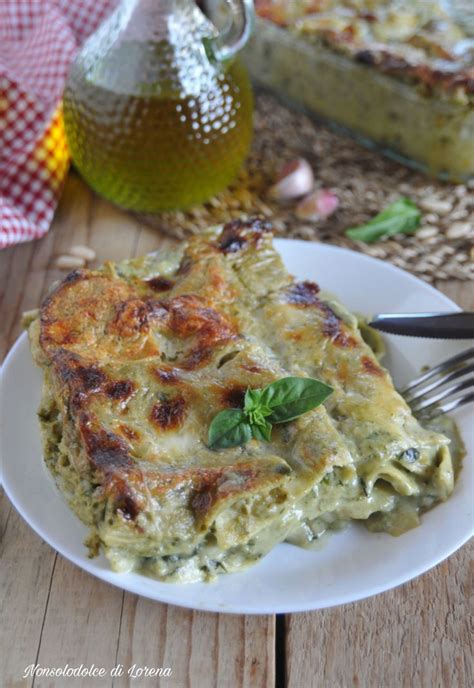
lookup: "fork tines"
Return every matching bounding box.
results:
[401,347,474,416]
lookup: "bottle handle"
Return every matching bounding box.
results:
[207,0,255,62]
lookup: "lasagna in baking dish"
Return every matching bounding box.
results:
[243,0,474,180]
[26,220,457,582]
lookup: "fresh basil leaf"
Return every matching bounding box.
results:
[209,377,333,448]
[244,388,271,425]
[208,409,252,449]
[345,198,421,244]
[260,377,333,424]
[244,387,264,413]
[251,418,272,442]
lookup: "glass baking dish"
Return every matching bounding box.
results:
[243,18,474,182]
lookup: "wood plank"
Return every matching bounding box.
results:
[0,240,35,359]
[285,281,473,688]
[0,174,275,688]
[33,559,124,688]
[0,495,57,688]
[114,601,275,688]
[0,487,12,540]
[285,542,472,688]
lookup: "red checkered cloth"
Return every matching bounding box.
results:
[0,0,116,249]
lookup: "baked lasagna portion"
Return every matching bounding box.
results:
[27,220,455,582]
[255,0,473,102]
[243,0,473,180]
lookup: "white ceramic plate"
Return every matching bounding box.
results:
[1,240,472,614]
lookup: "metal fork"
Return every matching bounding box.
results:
[401,347,474,416]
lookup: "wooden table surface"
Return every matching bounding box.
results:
[1,174,472,688]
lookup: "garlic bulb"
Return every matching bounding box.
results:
[269,158,314,201]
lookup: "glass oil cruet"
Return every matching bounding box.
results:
[63,0,254,212]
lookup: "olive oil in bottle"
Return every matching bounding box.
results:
[63,0,254,212]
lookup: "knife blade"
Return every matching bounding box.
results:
[368,312,474,339]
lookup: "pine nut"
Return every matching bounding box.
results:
[69,245,96,261]
[56,255,86,270]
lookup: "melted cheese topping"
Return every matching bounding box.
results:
[28,220,463,582]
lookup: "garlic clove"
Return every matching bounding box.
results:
[295,189,339,220]
[269,158,314,201]
[315,189,339,218]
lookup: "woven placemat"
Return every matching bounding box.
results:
[140,91,473,283]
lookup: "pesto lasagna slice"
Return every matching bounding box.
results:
[27,226,352,582]
[26,218,457,582]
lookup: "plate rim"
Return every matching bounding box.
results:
[1,239,472,614]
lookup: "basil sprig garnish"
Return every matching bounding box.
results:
[345,198,421,243]
[208,377,333,450]
[206,409,252,449]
